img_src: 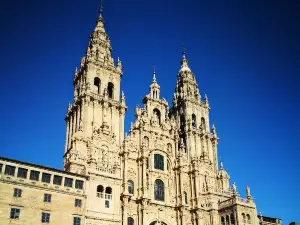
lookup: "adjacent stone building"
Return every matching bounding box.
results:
[0,5,279,225]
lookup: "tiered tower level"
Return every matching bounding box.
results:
[63,8,259,225]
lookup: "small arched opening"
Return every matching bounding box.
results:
[154,179,164,201]
[94,77,101,94]
[108,82,114,99]
[153,108,161,124]
[105,186,112,199]
[128,217,134,225]
[192,114,197,128]
[97,185,104,198]
[128,180,134,195]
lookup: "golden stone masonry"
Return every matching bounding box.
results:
[0,5,282,225]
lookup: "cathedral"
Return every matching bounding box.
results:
[0,5,273,225]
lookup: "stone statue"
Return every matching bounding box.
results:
[232,182,237,193]
[246,185,251,197]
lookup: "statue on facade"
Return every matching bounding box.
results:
[232,182,237,194]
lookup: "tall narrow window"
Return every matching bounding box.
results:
[4,165,15,176]
[154,179,164,201]
[183,191,188,204]
[226,215,230,225]
[192,114,197,128]
[246,214,251,224]
[17,168,28,178]
[201,117,206,131]
[0,163,3,173]
[128,217,134,225]
[221,217,225,225]
[242,213,246,223]
[74,217,81,225]
[105,200,110,208]
[154,154,164,170]
[105,186,112,199]
[97,185,104,198]
[108,82,114,99]
[230,214,235,224]
[94,77,101,94]
[128,180,134,195]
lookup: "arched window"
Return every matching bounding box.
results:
[108,82,114,99]
[105,186,112,199]
[192,114,197,128]
[183,191,188,204]
[97,185,104,198]
[128,217,134,225]
[128,180,134,195]
[221,217,225,225]
[94,77,101,94]
[180,115,185,131]
[201,117,206,131]
[154,179,164,201]
[242,213,246,224]
[230,214,235,224]
[154,154,164,170]
[153,108,161,124]
[226,215,230,225]
[246,215,251,224]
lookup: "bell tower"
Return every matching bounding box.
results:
[63,6,126,224]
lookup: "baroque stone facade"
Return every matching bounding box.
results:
[0,5,275,225]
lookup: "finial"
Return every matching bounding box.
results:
[99,0,104,17]
[182,46,186,59]
[204,94,208,103]
[152,65,156,82]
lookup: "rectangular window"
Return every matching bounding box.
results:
[44,193,52,203]
[4,165,16,176]
[53,175,62,185]
[74,217,81,225]
[75,199,82,207]
[154,154,164,170]
[42,173,51,183]
[0,163,3,173]
[64,177,73,187]
[30,170,40,181]
[17,168,28,179]
[41,212,50,223]
[10,208,20,219]
[75,180,84,189]
[105,200,110,208]
[13,188,22,198]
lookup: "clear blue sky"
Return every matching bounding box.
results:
[0,0,299,223]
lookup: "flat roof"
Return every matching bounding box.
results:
[0,156,87,179]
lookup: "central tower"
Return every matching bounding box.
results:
[63,7,127,224]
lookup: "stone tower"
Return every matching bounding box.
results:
[63,8,126,224]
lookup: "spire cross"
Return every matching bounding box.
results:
[152,65,157,82]
[99,0,104,16]
[182,46,186,59]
